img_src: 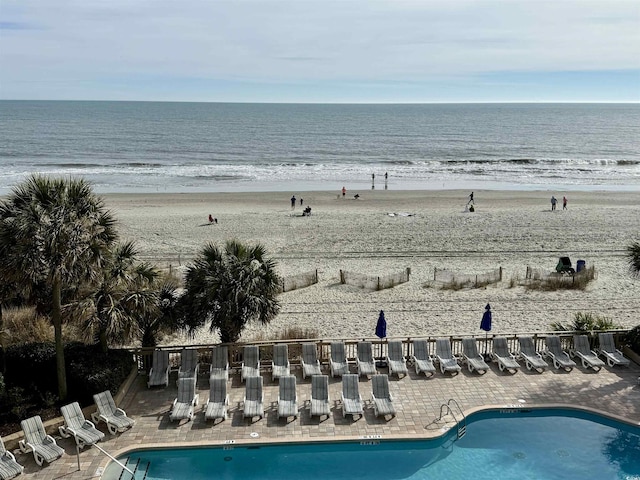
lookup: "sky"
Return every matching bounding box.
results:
[1,0,639,103]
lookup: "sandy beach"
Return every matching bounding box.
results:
[104,189,640,345]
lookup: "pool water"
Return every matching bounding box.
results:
[107,409,640,480]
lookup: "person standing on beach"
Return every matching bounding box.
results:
[342,186,346,198]
[300,198,304,206]
[291,195,296,210]
[467,192,474,205]
[372,173,375,189]
[563,196,567,210]
[551,196,557,211]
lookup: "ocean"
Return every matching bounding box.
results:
[1,101,639,194]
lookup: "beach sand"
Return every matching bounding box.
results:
[104,189,640,345]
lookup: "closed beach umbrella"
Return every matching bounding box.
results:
[375,310,387,366]
[480,304,492,357]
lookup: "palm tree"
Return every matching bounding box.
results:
[138,278,180,348]
[627,241,640,278]
[0,175,117,400]
[180,240,281,343]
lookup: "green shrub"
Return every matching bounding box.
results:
[625,325,640,354]
[551,312,620,332]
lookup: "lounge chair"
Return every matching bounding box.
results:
[209,345,229,381]
[386,340,409,378]
[204,377,229,422]
[92,390,136,435]
[243,376,264,421]
[544,336,577,371]
[491,337,520,373]
[461,338,489,374]
[277,375,298,420]
[59,401,105,448]
[241,345,260,382]
[170,377,198,422]
[178,348,200,380]
[19,415,64,466]
[341,374,363,419]
[435,339,462,375]
[272,344,291,381]
[301,343,322,379]
[371,374,396,418]
[309,375,330,419]
[356,342,377,377]
[571,335,605,371]
[411,340,436,377]
[597,332,630,367]
[517,336,549,373]
[0,436,24,479]
[329,342,349,377]
[147,349,170,388]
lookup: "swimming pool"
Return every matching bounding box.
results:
[105,408,640,480]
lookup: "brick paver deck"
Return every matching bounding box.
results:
[10,360,640,479]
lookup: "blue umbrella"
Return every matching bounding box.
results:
[375,310,387,367]
[480,304,492,357]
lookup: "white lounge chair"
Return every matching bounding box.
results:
[597,332,630,367]
[329,342,349,377]
[571,335,605,371]
[461,338,489,374]
[209,345,229,381]
[544,336,577,371]
[59,401,105,448]
[309,375,330,419]
[356,342,377,377]
[435,339,461,375]
[204,377,229,422]
[0,436,23,479]
[241,345,260,382]
[277,375,298,420]
[272,344,291,381]
[411,340,436,377]
[147,349,170,388]
[386,340,409,378]
[178,348,200,380]
[341,374,363,419]
[19,415,64,466]
[243,376,264,421]
[517,336,549,373]
[491,337,520,374]
[301,343,322,379]
[371,374,396,418]
[170,377,198,422]
[92,390,136,435]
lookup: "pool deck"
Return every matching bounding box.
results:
[11,359,640,479]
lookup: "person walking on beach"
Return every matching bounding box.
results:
[372,173,375,189]
[291,195,296,210]
[300,198,304,206]
[467,192,474,205]
[342,186,346,198]
[563,196,567,210]
[551,195,557,211]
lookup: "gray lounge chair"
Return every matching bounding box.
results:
[277,375,298,420]
[178,348,200,380]
[241,345,260,382]
[243,376,264,421]
[309,375,330,419]
[517,336,548,373]
[209,345,229,381]
[371,374,396,418]
[170,377,198,422]
[597,332,630,367]
[386,340,409,378]
[461,338,489,374]
[92,390,136,435]
[544,336,577,371]
[356,342,377,377]
[0,436,23,479]
[147,349,170,388]
[301,343,322,379]
[330,342,349,377]
[571,335,605,371]
[59,401,105,448]
[341,374,363,419]
[411,340,436,377]
[19,415,64,466]
[491,337,520,373]
[204,377,229,422]
[272,344,291,381]
[435,339,461,375]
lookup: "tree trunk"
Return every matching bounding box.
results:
[0,304,5,374]
[99,329,109,354]
[52,277,67,400]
